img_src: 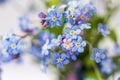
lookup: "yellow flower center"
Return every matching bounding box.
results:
[70,50,73,55]
[65,41,71,47]
[70,8,74,12]
[75,42,80,47]
[2,49,7,54]
[57,58,62,63]
[70,30,75,35]
[80,15,85,20]
[52,16,57,21]
[55,39,59,43]
[96,52,100,57]
[43,35,48,40]
[43,45,47,49]
[11,44,16,49]
[85,8,89,12]
[67,15,71,19]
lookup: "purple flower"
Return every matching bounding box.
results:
[91,48,106,63]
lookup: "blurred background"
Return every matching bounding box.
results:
[0,0,120,80]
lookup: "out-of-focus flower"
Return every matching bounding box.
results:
[45,11,62,27]
[81,3,96,16]
[72,36,86,53]
[64,26,81,39]
[101,59,115,74]
[52,53,69,68]
[1,33,22,62]
[37,31,54,46]
[91,48,106,63]
[41,40,51,55]
[51,35,62,46]
[98,23,109,36]
[19,16,30,31]
[38,12,46,18]
[66,72,77,80]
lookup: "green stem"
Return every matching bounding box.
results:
[86,41,103,80]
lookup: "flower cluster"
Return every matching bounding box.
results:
[39,1,96,68]
[1,33,22,62]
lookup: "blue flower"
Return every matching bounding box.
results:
[68,1,81,8]
[51,35,62,46]
[63,12,74,24]
[64,26,81,39]
[91,48,106,63]
[72,36,86,53]
[52,53,69,68]
[67,6,79,16]
[41,40,51,55]
[45,11,62,27]
[98,23,110,36]
[2,33,21,55]
[37,31,54,46]
[67,50,78,61]
[100,59,115,74]
[76,12,89,24]
[19,15,30,31]
[81,3,96,16]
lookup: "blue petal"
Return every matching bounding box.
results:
[61,53,67,60]
[64,18,68,23]
[63,60,69,64]
[56,20,62,26]
[57,63,62,68]
[69,18,74,24]
[71,55,77,61]
[50,21,55,27]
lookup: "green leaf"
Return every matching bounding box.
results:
[46,0,60,7]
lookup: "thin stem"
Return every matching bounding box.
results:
[86,40,103,80]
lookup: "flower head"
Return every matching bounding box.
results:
[62,38,73,50]
[19,15,30,31]
[91,48,106,63]
[98,23,110,36]
[100,59,115,74]
[51,35,62,46]
[45,11,62,27]
[52,53,69,68]
[64,26,81,39]
[67,50,78,61]
[72,36,86,53]
[63,12,74,24]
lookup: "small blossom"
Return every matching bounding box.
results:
[52,53,69,68]
[101,59,115,74]
[98,23,110,36]
[45,11,62,27]
[51,35,62,46]
[41,40,51,55]
[67,50,78,61]
[64,26,81,39]
[19,15,30,31]
[62,38,73,50]
[91,48,106,63]
[63,12,74,24]
[72,36,86,53]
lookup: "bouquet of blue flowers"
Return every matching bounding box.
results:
[0,0,120,80]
